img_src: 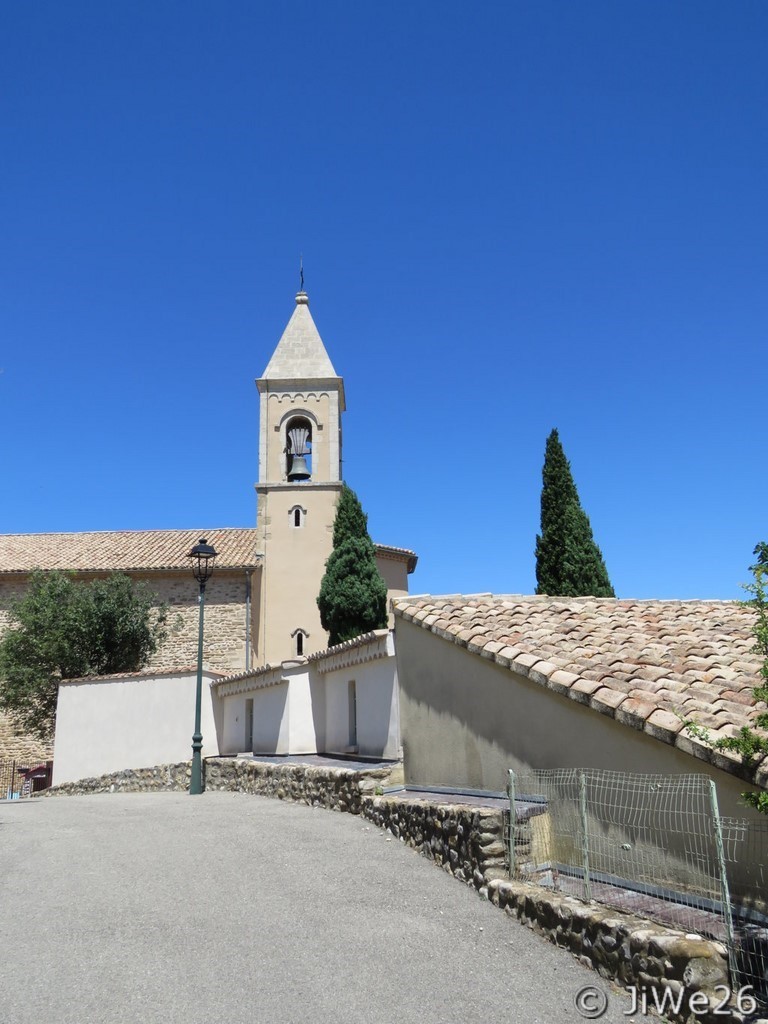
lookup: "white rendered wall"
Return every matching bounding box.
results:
[251,682,291,754]
[221,678,300,756]
[323,656,399,759]
[286,671,319,753]
[53,671,221,785]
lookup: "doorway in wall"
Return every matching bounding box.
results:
[245,698,254,752]
[348,681,357,749]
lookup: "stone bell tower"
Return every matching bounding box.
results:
[254,290,345,665]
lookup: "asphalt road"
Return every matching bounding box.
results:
[0,793,635,1024]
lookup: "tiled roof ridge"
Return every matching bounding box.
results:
[392,594,768,791]
[398,593,744,605]
[213,660,303,687]
[374,542,418,572]
[212,629,392,686]
[307,628,390,663]
[374,543,418,557]
[63,665,225,684]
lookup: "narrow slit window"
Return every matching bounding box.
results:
[292,628,309,656]
[289,506,306,528]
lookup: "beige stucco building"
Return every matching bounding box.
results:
[0,290,416,760]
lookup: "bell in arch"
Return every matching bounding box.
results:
[287,424,311,481]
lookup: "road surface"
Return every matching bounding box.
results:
[0,792,634,1024]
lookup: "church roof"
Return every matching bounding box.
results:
[393,593,768,788]
[0,527,412,576]
[260,292,339,380]
[0,528,260,575]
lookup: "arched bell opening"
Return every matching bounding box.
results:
[285,416,312,481]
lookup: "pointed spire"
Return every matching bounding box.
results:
[260,289,338,379]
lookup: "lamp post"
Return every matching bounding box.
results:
[188,537,217,795]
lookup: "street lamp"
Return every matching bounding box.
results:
[188,536,217,795]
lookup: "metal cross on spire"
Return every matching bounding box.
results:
[299,254,304,292]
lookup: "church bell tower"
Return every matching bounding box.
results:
[254,290,345,665]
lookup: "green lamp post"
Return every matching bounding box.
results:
[188,536,217,795]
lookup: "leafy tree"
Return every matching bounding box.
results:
[682,545,768,813]
[317,484,388,646]
[535,428,615,598]
[0,571,167,740]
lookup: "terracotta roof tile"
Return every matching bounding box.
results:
[0,528,261,574]
[393,593,766,786]
[0,528,413,576]
[373,543,418,572]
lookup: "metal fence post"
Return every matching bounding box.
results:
[578,769,592,902]
[708,780,736,978]
[507,769,517,878]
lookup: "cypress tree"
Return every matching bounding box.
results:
[317,484,388,646]
[535,429,615,598]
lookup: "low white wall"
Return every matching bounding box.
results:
[53,671,221,785]
[217,644,399,760]
[253,683,290,754]
[286,673,319,753]
[219,669,318,756]
[323,657,399,759]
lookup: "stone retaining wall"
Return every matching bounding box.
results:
[41,760,751,1023]
[487,878,741,1024]
[361,795,506,894]
[204,757,393,813]
[360,796,750,1023]
[41,762,192,795]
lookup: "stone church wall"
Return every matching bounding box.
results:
[0,570,252,676]
[0,711,53,764]
[144,571,252,674]
[0,578,29,638]
[0,570,253,760]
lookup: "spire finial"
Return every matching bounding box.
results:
[296,254,308,304]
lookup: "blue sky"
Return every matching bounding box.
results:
[1,2,766,600]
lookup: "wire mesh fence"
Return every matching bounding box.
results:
[720,816,768,999]
[508,768,768,1004]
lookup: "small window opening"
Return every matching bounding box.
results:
[289,505,306,528]
[292,628,309,657]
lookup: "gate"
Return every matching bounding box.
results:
[1,759,54,800]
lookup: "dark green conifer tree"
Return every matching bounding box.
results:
[535,429,615,597]
[317,484,388,646]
